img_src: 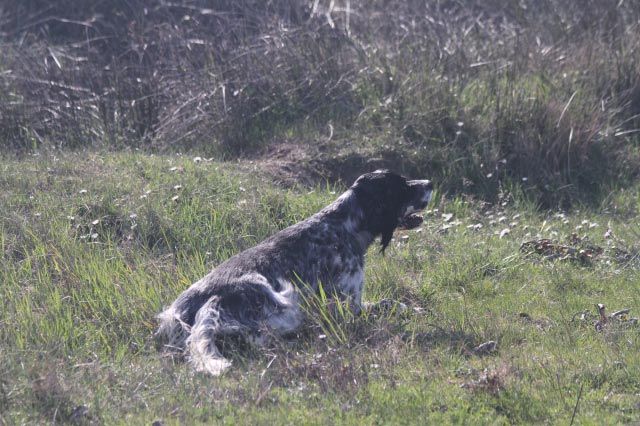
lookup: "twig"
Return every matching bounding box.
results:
[569,382,584,426]
[255,381,273,406]
[556,91,577,128]
[260,354,277,380]
[614,128,640,137]
[346,0,351,36]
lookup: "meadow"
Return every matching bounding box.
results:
[1,152,639,425]
[2,1,640,424]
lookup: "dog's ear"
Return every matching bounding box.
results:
[353,171,410,253]
[380,228,394,253]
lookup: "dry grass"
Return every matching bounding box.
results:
[1,1,640,206]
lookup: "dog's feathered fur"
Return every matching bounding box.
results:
[156,170,433,375]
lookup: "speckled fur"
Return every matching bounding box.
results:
[156,170,433,375]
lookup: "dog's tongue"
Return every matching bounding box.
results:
[399,214,424,230]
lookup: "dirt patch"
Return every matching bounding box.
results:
[252,142,425,188]
[252,143,326,187]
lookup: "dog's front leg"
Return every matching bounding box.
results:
[346,269,365,316]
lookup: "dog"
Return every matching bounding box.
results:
[156,170,433,375]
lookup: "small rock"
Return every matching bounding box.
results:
[70,405,89,422]
[473,340,497,355]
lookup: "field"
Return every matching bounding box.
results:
[1,153,639,425]
[2,1,640,425]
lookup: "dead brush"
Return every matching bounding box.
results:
[2,0,640,205]
[573,304,639,333]
[460,363,512,395]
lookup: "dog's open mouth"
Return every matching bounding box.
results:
[398,213,424,230]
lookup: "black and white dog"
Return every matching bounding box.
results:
[157,170,433,375]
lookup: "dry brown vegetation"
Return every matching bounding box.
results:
[1,1,640,205]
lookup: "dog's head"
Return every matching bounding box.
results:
[351,169,433,252]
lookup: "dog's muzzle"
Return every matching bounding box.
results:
[399,179,433,229]
[408,179,433,210]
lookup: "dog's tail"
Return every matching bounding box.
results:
[156,297,232,376]
[185,296,232,375]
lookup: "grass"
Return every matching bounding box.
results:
[1,152,639,425]
[2,2,639,423]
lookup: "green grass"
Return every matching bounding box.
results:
[1,152,640,425]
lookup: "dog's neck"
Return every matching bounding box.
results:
[320,189,376,252]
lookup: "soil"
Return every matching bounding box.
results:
[253,142,422,188]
